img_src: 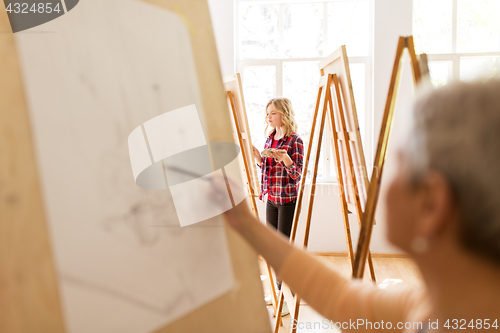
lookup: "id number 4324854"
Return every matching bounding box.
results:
[444,319,498,330]
[6,2,62,14]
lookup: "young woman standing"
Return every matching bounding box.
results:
[252,97,304,292]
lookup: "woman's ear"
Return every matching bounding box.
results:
[415,170,457,239]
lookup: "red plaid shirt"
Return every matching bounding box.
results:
[259,131,304,205]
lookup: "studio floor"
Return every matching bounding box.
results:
[259,254,423,333]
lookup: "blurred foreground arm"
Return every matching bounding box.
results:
[224,198,293,274]
[210,173,292,272]
[210,175,425,331]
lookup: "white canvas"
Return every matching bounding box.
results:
[14,0,235,332]
[143,104,206,163]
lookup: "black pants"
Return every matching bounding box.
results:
[266,199,296,290]
[266,199,296,238]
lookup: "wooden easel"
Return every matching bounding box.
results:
[274,46,376,333]
[223,74,280,317]
[0,1,271,332]
[272,74,331,333]
[353,36,427,278]
[318,46,377,280]
[223,74,261,206]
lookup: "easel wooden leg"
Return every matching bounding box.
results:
[325,77,356,273]
[353,36,424,279]
[274,291,285,332]
[226,90,280,313]
[288,75,331,333]
[0,13,66,329]
[329,74,377,282]
[266,262,280,317]
[274,76,327,333]
[302,75,331,250]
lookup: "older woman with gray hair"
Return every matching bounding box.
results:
[213,79,500,332]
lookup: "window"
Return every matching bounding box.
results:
[236,0,372,182]
[414,0,500,87]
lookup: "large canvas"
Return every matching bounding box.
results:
[0,0,270,332]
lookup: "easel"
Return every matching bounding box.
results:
[223,74,280,318]
[272,74,331,333]
[318,46,377,279]
[274,45,376,333]
[0,1,271,332]
[223,74,261,205]
[353,36,427,278]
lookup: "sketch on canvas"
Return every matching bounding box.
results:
[15,0,235,331]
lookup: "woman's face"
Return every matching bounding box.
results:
[385,153,421,252]
[267,104,283,128]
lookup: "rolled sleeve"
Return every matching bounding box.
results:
[284,136,304,181]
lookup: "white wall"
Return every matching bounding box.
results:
[373,0,414,137]
[208,0,416,254]
[207,0,235,77]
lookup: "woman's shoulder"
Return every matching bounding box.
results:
[287,132,303,143]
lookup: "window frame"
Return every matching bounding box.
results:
[235,0,373,183]
[414,0,500,82]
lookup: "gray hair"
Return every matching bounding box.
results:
[404,79,500,265]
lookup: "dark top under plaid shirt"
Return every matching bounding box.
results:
[259,130,304,205]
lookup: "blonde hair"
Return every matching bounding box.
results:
[264,97,298,138]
